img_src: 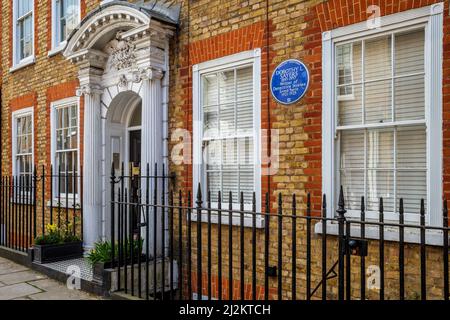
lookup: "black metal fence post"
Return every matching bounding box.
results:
[321,194,327,300]
[379,198,385,301]
[336,186,347,301]
[444,199,449,301]
[420,199,426,300]
[196,183,202,300]
[110,165,116,271]
[306,193,311,300]
[399,198,405,300]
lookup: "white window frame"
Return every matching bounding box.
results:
[11,0,35,71]
[12,107,34,190]
[49,0,81,56]
[192,49,262,227]
[322,3,443,227]
[50,96,81,205]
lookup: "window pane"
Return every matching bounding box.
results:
[367,129,394,169]
[397,126,426,169]
[394,74,425,121]
[397,170,426,214]
[395,29,424,76]
[203,105,218,138]
[365,35,392,80]
[238,137,254,203]
[219,103,235,136]
[236,100,253,133]
[340,130,364,169]
[222,139,237,171]
[341,170,364,210]
[18,0,32,17]
[367,170,394,212]
[236,67,253,100]
[202,74,218,106]
[21,16,32,59]
[219,70,235,104]
[69,128,78,149]
[336,42,362,85]
[204,139,221,171]
[207,171,221,202]
[365,80,392,124]
[338,85,362,125]
[222,171,239,203]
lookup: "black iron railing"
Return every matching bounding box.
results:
[110,163,450,301]
[0,166,83,252]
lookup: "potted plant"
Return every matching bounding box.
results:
[33,223,83,263]
[87,238,144,283]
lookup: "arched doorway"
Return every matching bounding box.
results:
[106,91,142,178]
[63,2,176,249]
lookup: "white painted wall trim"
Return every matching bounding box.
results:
[321,5,443,226]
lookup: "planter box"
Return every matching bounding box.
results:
[33,241,83,264]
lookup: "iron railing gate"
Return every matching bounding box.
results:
[110,163,450,301]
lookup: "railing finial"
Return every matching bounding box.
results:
[196,183,202,206]
[444,199,448,223]
[336,185,346,217]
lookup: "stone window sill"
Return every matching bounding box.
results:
[48,42,66,57]
[10,57,36,73]
[314,221,449,247]
[46,199,81,210]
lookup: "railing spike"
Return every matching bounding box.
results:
[336,186,346,217]
[196,183,202,205]
[444,199,448,219]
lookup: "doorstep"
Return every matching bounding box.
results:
[31,256,106,297]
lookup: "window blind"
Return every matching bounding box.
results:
[337,28,426,215]
[202,66,254,204]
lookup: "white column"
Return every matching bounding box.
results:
[141,70,164,167]
[140,69,164,257]
[79,84,103,250]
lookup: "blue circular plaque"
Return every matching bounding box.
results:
[270,59,310,105]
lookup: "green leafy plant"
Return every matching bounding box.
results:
[87,238,144,265]
[34,223,81,245]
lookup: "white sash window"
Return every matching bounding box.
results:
[12,108,34,183]
[193,50,262,214]
[13,0,34,67]
[322,4,443,226]
[52,0,80,49]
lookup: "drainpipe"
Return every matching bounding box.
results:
[0,88,2,177]
[162,38,170,254]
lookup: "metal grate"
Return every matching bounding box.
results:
[43,257,93,281]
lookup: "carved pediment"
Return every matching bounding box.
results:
[104,33,137,72]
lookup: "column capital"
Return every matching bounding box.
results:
[131,67,164,83]
[76,84,103,97]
